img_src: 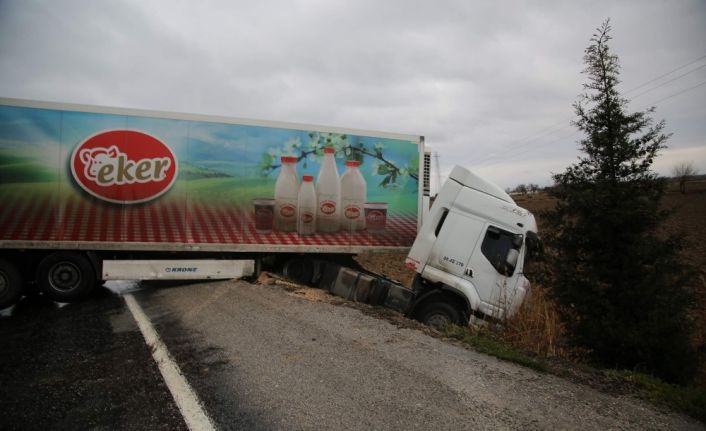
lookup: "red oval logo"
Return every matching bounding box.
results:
[280,204,296,217]
[71,130,177,204]
[344,206,360,219]
[320,201,336,215]
[301,212,314,223]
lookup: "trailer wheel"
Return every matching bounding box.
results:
[282,258,315,285]
[416,300,464,330]
[36,252,96,302]
[0,259,23,309]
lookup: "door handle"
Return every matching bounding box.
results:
[464,268,473,277]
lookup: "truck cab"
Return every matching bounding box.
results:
[405,166,540,327]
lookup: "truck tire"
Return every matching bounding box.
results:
[0,259,23,309]
[416,300,464,330]
[282,258,314,285]
[36,252,96,302]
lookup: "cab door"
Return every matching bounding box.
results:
[466,224,523,314]
[428,209,485,280]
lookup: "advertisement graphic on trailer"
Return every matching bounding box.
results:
[0,104,419,247]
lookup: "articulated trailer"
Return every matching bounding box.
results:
[0,98,540,327]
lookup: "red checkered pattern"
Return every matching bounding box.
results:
[0,190,417,247]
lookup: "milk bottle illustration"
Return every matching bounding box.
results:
[340,160,367,231]
[316,147,340,233]
[297,175,317,235]
[274,156,298,232]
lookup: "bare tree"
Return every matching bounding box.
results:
[672,162,698,194]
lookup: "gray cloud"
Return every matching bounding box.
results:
[1,0,704,190]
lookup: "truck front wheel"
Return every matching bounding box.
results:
[36,252,96,302]
[416,300,465,330]
[0,259,23,309]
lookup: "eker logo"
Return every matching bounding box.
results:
[71,130,178,204]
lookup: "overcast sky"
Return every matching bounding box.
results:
[1,0,704,191]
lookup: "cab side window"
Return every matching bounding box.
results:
[481,226,522,276]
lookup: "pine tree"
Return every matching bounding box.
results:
[544,20,697,383]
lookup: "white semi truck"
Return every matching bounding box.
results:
[309,165,541,327]
[0,98,540,326]
[405,166,540,325]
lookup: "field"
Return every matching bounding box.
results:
[514,179,706,269]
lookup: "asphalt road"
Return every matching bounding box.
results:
[1,279,703,430]
[0,286,186,431]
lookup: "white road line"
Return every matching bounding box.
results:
[124,294,217,431]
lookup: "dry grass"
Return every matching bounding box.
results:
[502,284,573,358]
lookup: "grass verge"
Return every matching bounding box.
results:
[443,324,547,373]
[443,322,705,424]
[605,370,706,423]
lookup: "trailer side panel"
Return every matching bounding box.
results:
[0,100,423,253]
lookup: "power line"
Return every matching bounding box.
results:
[466,117,576,167]
[470,130,580,170]
[472,53,706,166]
[471,122,574,166]
[498,117,573,148]
[629,63,706,100]
[649,79,706,105]
[623,53,706,94]
[475,79,706,170]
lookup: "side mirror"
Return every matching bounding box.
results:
[511,234,523,248]
[526,231,543,257]
[505,248,519,270]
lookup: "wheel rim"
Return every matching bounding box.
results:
[48,262,82,292]
[426,312,452,330]
[0,272,8,297]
